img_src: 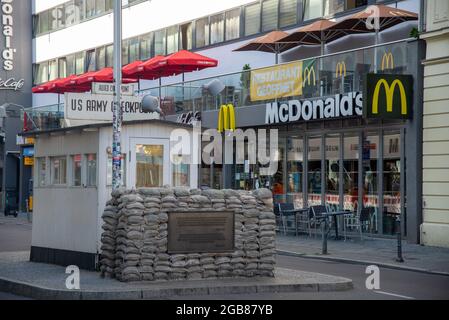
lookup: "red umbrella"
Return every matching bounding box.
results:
[122,60,144,78]
[32,79,61,93]
[76,67,138,86]
[132,55,166,79]
[49,75,91,93]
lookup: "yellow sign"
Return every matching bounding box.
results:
[218,104,236,133]
[25,137,35,145]
[303,66,316,86]
[250,61,303,102]
[372,79,407,115]
[335,61,347,78]
[24,157,34,166]
[381,52,394,71]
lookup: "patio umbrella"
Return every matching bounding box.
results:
[332,4,418,71]
[75,67,138,86]
[233,30,297,64]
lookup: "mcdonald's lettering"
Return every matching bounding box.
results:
[218,104,236,132]
[363,73,413,119]
[303,66,316,86]
[335,61,347,78]
[381,52,394,71]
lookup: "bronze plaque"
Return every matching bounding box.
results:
[168,211,235,253]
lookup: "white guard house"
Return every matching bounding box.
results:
[21,119,198,270]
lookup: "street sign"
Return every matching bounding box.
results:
[24,157,34,166]
[64,92,159,122]
[91,82,137,96]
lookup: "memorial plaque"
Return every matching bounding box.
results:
[168,211,235,253]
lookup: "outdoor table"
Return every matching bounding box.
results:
[279,208,309,236]
[321,211,351,240]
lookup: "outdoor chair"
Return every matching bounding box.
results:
[309,205,330,237]
[277,203,298,236]
[343,207,375,240]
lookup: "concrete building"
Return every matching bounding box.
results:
[421,0,449,248]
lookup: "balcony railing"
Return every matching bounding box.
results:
[25,39,413,132]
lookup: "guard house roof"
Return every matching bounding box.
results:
[20,119,198,137]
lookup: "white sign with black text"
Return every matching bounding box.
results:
[65,93,159,122]
[91,82,138,96]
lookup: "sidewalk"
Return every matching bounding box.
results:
[276,234,449,275]
[0,252,352,300]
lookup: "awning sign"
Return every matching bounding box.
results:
[91,82,137,96]
[250,61,303,102]
[65,93,159,121]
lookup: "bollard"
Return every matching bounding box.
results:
[395,216,404,263]
[322,218,328,255]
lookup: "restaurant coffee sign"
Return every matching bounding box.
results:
[250,61,303,102]
[65,93,159,122]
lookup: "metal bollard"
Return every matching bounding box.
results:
[322,218,328,255]
[395,216,404,263]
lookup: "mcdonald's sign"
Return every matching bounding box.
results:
[335,61,347,78]
[363,74,413,119]
[381,52,394,71]
[218,104,236,132]
[303,66,316,86]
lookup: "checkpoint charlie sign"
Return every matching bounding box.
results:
[65,92,158,121]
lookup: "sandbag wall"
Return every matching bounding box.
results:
[99,187,276,282]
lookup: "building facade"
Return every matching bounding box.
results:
[420,0,449,248]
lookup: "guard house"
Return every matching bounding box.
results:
[21,119,198,270]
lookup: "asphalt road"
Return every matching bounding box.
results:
[1,215,448,300]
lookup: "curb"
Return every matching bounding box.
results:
[0,274,353,300]
[276,249,449,277]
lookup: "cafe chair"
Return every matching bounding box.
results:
[343,207,374,241]
[309,205,329,238]
[277,203,298,236]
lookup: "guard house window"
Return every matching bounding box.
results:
[280,0,298,28]
[172,155,190,187]
[72,155,82,187]
[324,0,344,16]
[244,3,261,36]
[195,17,210,48]
[96,46,106,70]
[51,157,67,185]
[75,52,85,74]
[154,29,166,56]
[225,8,240,41]
[140,32,154,60]
[210,14,224,45]
[37,158,47,187]
[180,23,193,50]
[106,45,114,67]
[129,37,140,63]
[86,154,97,187]
[107,155,126,186]
[135,145,164,188]
[303,0,322,20]
[262,0,279,32]
[166,26,179,54]
[86,50,96,72]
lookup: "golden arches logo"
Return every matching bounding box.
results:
[217,104,236,133]
[303,66,316,86]
[372,79,407,115]
[335,61,346,78]
[381,52,394,71]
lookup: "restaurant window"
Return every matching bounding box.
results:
[346,0,367,10]
[58,58,67,78]
[325,134,340,211]
[49,6,64,30]
[38,11,50,34]
[307,136,322,206]
[343,133,359,211]
[195,17,209,48]
[280,0,297,28]
[129,37,140,63]
[383,131,401,235]
[303,0,322,20]
[154,29,166,56]
[75,52,85,74]
[96,46,106,70]
[166,26,179,54]
[86,154,97,187]
[37,158,47,187]
[106,45,114,67]
[225,8,240,41]
[122,39,130,66]
[180,23,193,50]
[362,132,380,234]
[66,54,76,76]
[287,137,304,208]
[86,49,96,72]
[244,3,261,36]
[86,0,96,18]
[51,157,67,185]
[107,155,126,186]
[135,145,164,188]
[324,0,344,16]
[210,14,224,45]
[272,138,286,204]
[262,0,278,32]
[74,0,85,23]
[172,155,190,187]
[48,59,58,81]
[72,155,82,187]
[140,32,154,60]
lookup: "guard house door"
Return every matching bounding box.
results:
[129,138,170,188]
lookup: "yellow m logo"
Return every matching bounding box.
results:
[218,104,236,133]
[372,79,407,115]
[381,52,394,71]
[335,61,346,78]
[303,66,316,86]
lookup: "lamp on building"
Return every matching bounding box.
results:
[0,103,39,131]
[202,79,225,97]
